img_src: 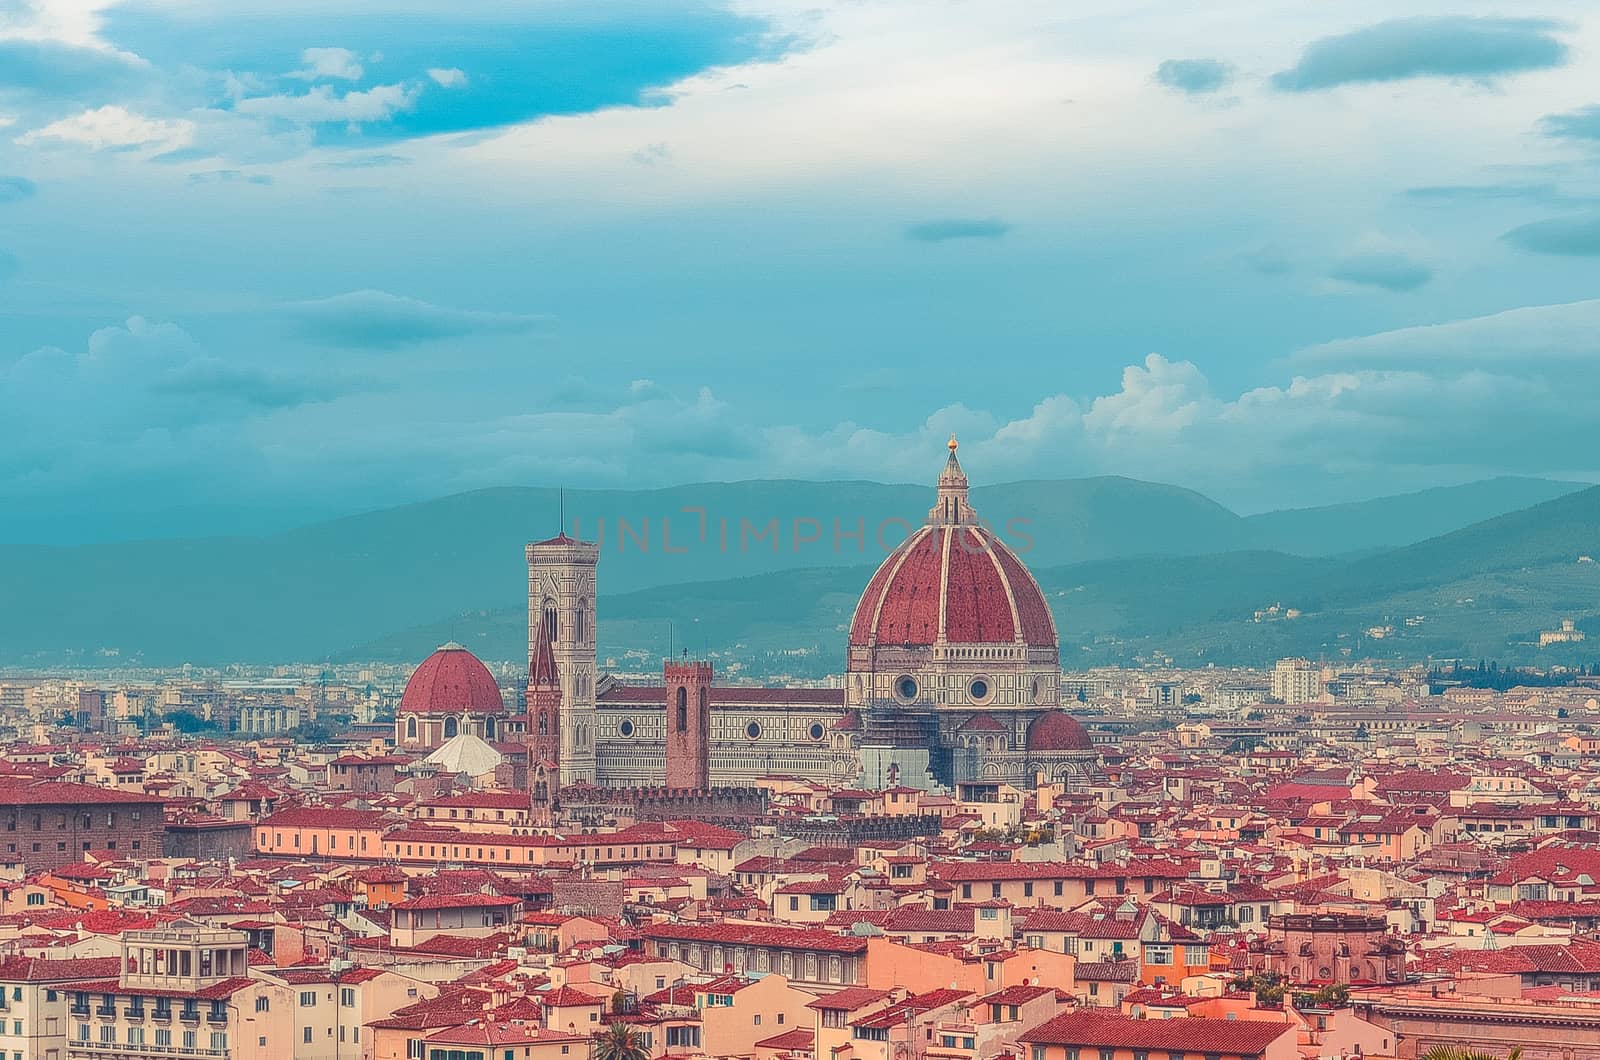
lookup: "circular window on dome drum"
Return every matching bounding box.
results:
[896,676,919,702]
[809,722,826,741]
[746,721,762,740]
[970,677,991,702]
[619,720,635,738]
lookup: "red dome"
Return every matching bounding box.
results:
[1027,711,1092,752]
[399,642,506,715]
[848,524,1057,648]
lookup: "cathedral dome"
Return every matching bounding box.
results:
[399,642,506,715]
[848,438,1056,650]
[1026,711,1092,752]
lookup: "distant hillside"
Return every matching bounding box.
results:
[342,489,1600,673]
[2,476,1591,669]
[0,476,1240,666]
[1244,476,1586,556]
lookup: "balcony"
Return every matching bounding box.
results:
[151,1009,172,1023]
[71,1005,91,1017]
[205,1012,227,1025]
[70,1040,227,1059]
[178,1011,200,1024]
[96,1007,118,1018]
[126,1009,146,1022]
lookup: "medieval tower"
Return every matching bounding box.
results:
[664,658,712,790]
[526,531,599,785]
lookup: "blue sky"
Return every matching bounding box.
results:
[4,0,1600,537]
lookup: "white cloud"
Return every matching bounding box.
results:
[1295,299,1600,366]
[290,46,364,81]
[14,105,194,150]
[1084,354,1215,438]
[427,67,467,88]
[235,82,419,123]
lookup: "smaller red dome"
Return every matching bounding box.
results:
[1027,711,1092,752]
[399,642,506,715]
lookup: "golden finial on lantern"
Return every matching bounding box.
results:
[948,433,958,452]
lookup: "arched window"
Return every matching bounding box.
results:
[699,686,709,729]
[576,598,589,643]
[444,717,459,739]
[405,717,417,739]
[537,712,548,735]
[484,716,496,739]
[676,687,688,732]
[542,600,558,640]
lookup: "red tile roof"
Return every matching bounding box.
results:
[643,921,867,956]
[1020,1011,1292,1055]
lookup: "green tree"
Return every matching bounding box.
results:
[164,709,214,733]
[1421,1047,1521,1060]
[592,1023,649,1060]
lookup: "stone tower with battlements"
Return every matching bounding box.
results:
[663,658,713,790]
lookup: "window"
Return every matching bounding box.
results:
[299,991,317,1007]
[211,1033,227,1051]
[1024,882,1034,897]
[1054,880,1064,897]
[76,1026,88,1043]
[99,1027,114,1045]
[1032,1048,1047,1060]
[128,1027,144,1046]
[156,1031,171,1048]
[961,884,972,900]
[991,883,1002,898]
[341,988,355,1007]
[255,997,271,1013]
[979,907,997,921]
[408,1041,425,1059]
[304,1028,314,1044]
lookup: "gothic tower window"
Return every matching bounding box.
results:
[676,687,688,732]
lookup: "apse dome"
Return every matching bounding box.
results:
[1026,710,1093,752]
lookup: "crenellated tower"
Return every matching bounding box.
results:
[664,658,713,790]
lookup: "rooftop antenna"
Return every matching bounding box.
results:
[558,487,565,536]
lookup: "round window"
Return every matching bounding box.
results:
[746,721,762,740]
[809,722,826,741]
[970,678,990,701]
[896,676,919,701]
[619,719,634,738]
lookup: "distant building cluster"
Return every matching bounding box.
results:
[6,444,1600,1060]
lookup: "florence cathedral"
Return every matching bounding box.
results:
[393,439,1097,794]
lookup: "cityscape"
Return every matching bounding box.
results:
[7,1,1600,1060]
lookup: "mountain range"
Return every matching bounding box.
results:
[0,474,1593,671]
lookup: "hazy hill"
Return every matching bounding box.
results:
[0,476,1240,666]
[1244,476,1585,556]
[1,476,1591,668]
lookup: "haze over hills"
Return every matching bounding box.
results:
[0,474,1594,669]
[1241,476,1586,556]
[348,488,1600,674]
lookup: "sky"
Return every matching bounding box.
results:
[5,0,1600,539]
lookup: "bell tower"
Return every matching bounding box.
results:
[664,658,713,790]
[526,531,599,785]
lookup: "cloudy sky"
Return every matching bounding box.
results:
[5,0,1600,538]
